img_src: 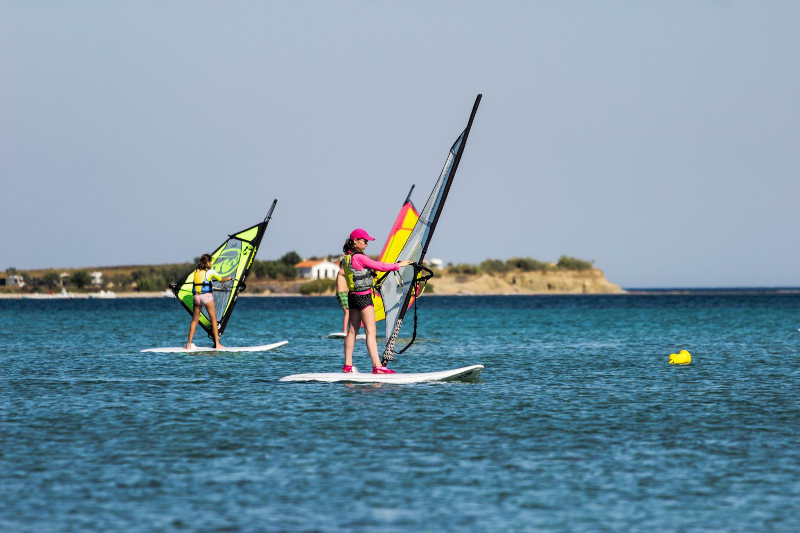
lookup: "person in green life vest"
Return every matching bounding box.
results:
[185,254,232,349]
[336,247,350,336]
[341,228,412,374]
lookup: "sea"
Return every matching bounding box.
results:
[2,292,799,532]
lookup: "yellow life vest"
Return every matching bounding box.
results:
[341,254,374,292]
[192,269,213,295]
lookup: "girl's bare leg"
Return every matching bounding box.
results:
[360,306,381,368]
[341,308,349,334]
[185,304,201,349]
[344,308,361,367]
[206,299,224,348]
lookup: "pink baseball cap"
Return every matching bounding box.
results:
[350,228,375,241]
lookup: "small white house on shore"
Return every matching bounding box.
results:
[294,260,340,280]
[427,258,444,269]
[2,274,25,287]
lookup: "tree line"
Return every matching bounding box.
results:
[4,253,595,294]
[3,251,304,293]
[445,255,594,275]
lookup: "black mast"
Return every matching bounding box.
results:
[403,184,416,206]
[419,94,481,260]
[382,95,481,364]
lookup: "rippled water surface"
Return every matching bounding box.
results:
[2,294,799,531]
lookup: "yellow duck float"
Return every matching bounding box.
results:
[669,349,691,365]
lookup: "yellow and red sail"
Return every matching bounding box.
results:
[372,187,419,322]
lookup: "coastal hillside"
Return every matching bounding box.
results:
[428,268,623,295]
[220,267,624,296]
[1,255,623,296]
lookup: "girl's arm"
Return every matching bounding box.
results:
[352,254,402,272]
[208,271,233,282]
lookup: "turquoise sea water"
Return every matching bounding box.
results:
[2,294,799,532]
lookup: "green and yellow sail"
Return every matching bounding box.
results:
[171,199,277,339]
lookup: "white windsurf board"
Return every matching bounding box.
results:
[280,364,483,384]
[142,340,289,353]
[327,332,366,339]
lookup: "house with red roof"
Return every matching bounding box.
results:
[294,259,340,280]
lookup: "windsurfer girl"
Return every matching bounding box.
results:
[341,228,412,374]
[185,254,232,349]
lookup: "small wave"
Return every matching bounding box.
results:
[9,377,209,385]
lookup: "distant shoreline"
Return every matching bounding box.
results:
[624,287,800,295]
[2,287,799,299]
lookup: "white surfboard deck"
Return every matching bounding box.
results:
[280,364,483,384]
[327,332,366,339]
[142,340,289,353]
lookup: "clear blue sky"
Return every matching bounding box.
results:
[2,1,798,288]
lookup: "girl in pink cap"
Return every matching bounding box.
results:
[341,228,412,374]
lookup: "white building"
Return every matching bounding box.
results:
[4,274,25,287]
[91,271,103,286]
[427,258,444,269]
[294,260,340,280]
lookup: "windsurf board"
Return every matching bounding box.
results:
[327,332,366,339]
[280,364,483,384]
[142,340,289,353]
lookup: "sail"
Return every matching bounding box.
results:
[372,185,420,322]
[171,199,277,339]
[379,95,482,365]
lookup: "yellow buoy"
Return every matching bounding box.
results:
[669,349,691,365]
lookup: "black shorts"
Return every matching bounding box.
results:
[348,292,373,310]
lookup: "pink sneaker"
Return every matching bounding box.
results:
[372,366,395,374]
[342,365,358,373]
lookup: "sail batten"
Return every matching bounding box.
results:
[379,95,481,365]
[171,199,277,339]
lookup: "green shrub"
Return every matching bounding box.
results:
[163,263,193,283]
[251,259,296,279]
[480,258,509,274]
[132,268,170,291]
[70,270,92,289]
[280,251,302,266]
[299,278,336,295]
[506,257,551,272]
[557,255,594,271]
[41,271,61,290]
[107,273,133,290]
[447,263,479,275]
[134,274,166,291]
[251,260,270,279]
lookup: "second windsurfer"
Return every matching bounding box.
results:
[184,254,232,349]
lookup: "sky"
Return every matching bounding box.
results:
[1,1,798,288]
